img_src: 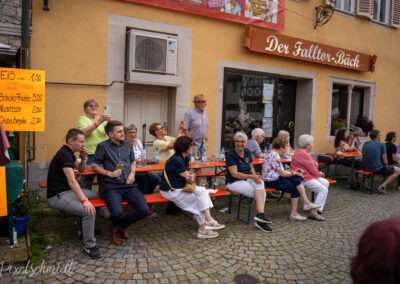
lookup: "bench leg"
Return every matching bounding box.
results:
[228,194,232,214]
[369,174,375,194]
[237,195,253,224]
[277,191,284,202]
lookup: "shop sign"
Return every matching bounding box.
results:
[0,68,45,131]
[120,0,285,31]
[245,26,377,72]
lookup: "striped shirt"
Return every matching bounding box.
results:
[184,108,208,144]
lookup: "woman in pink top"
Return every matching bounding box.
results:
[292,134,328,221]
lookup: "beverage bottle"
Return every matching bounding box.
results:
[201,150,207,166]
[153,147,160,165]
[141,146,147,165]
[220,146,226,162]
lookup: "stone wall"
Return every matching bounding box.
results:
[0,0,31,50]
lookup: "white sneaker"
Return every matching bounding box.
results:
[98,207,110,219]
[205,219,225,230]
[303,203,321,211]
[288,214,307,221]
[197,229,219,239]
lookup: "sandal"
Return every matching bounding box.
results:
[308,214,325,221]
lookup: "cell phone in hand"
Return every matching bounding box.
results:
[104,105,110,114]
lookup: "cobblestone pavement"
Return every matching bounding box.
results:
[2,181,400,283]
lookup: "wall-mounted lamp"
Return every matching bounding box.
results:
[314,0,336,29]
[43,0,50,11]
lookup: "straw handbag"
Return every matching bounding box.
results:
[163,169,196,193]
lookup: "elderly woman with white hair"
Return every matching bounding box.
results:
[263,137,320,221]
[291,134,328,221]
[226,131,273,233]
[246,128,265,158]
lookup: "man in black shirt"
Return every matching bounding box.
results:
[47,128,101,259]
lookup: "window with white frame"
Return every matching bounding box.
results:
[355,0,400,27]
[336,0,356,13]
[372,0,392,24]
[329,78,375,136]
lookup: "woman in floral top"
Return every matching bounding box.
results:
[263,137,320,221]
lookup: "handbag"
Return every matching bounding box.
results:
[163,169,196,193]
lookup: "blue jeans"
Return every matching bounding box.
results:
[102,183,149,230]
[135,173,160,195]
[193,142,206,160]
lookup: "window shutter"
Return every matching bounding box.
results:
[392,0,400,28]
[356,0,373,18]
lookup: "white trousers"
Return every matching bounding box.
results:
[160,185,213,225]
[303,178,329,212]
[226,179,265,200]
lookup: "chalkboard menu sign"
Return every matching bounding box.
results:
[0,68,45,131]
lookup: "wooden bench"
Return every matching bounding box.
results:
[40,179,231,209]
[89,188,231,208]
[355,170,386,194]
[229,187,278,224]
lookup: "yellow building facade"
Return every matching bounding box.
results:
[27,0,399,185]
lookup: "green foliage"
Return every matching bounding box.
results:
[29,206,60,267]
[331,118,347,135]
[12,188,40,217]
[355,115,374,134]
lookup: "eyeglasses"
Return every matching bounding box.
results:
[126,131,136,135]
[235,140,246,143]
[88,104,98,108]
[157,126,166,131]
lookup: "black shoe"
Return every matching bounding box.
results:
[254,213,272,224]
[255,221,272,233]
[82,245,102,259]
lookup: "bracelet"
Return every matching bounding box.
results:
[94,122,99,128]
[291,171,294,176]
[82,198,88,204]
[104,171,109,176]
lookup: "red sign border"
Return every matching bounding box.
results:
[120,0,285,31]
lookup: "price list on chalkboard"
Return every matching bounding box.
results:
[0,68,45,131]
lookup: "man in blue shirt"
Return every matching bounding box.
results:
[93,120,148,245]
[362,130,400,194]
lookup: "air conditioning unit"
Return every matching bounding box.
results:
[127,30,178,76]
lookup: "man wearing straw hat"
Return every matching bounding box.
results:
[183,94,209,159]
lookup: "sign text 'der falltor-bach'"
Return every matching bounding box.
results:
[244,26,377,72]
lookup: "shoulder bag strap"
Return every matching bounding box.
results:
[163,169,175,191]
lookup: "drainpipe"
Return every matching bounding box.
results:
[21,0,32,191]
